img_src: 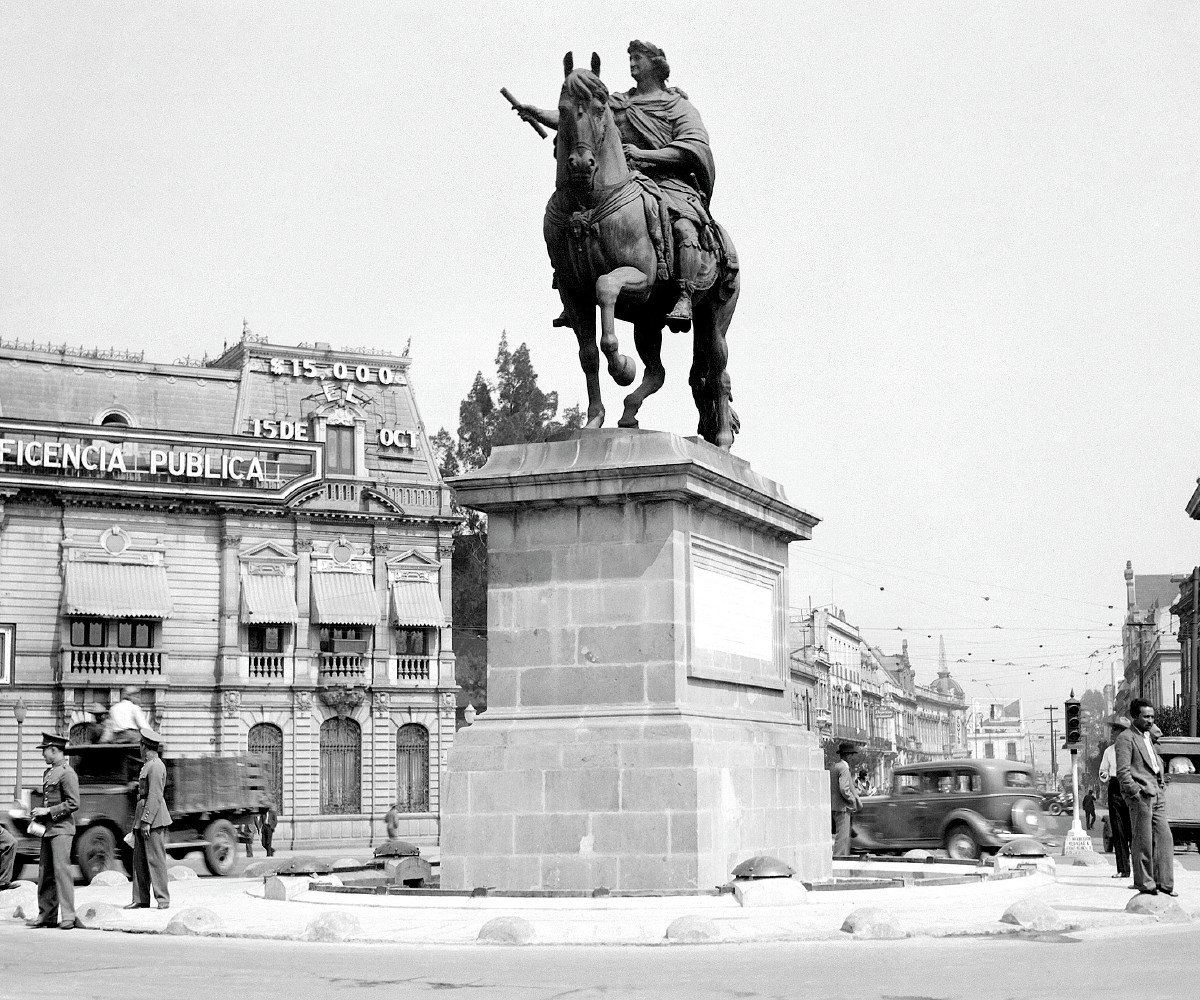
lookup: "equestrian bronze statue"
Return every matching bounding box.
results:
[509,42,741,449]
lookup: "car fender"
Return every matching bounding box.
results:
[939,808,992,843]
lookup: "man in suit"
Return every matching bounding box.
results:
[126,728,171,910]
[1115,698,1176,896]
[260,804,278,857]
[1098,715,1132,879]
[829,741,862,856]
[28,732,79,929]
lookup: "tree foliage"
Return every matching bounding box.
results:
[436,333,582,721]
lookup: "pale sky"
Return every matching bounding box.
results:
[3,2,1198,737]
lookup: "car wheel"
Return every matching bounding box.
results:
[202,819,238,876]
[945,824,981,860]
[1048,802,1062,816]
[75,825,119,884]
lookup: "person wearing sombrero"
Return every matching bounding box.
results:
[829,741,862,856]
[27,732,79,929]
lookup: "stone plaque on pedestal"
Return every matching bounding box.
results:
[439,429,829,892]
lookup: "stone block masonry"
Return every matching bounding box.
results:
[440,429,828,892]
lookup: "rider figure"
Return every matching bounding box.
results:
[516,40,715,333]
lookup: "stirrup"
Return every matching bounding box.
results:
[665,294,692,333]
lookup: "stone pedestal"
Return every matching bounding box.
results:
[440,429,829,892]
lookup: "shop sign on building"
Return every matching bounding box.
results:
[0,419,322,501]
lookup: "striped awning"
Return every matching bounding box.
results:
[310,572,379,625]
[240,573,298,624]
[64,561,174,618]
[391,579,445,627]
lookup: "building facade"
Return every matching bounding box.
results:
[0,334,458,847]
[1118,561,1182,715]
[966,699,1028,763]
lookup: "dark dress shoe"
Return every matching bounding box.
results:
[58,921,75,930]
[1136,887,1158,895]
[0,882,15,892]
[123,903,147,910]
[1161,889,1179,897]
[25,920,53,928]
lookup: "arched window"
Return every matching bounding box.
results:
[319,717,361,814]
[248,722,284,813]
[395,724,429,812]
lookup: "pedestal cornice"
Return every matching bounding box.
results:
[450,429,819,542]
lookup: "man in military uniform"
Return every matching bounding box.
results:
[126,727,171,910]
[28,732,79,929]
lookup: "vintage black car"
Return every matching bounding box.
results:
[850,758,1048,859]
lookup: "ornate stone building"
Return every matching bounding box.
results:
[0,333,458,847]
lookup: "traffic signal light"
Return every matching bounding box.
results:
[1064,691,1082,747]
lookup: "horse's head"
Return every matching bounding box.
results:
[557,51,616,193]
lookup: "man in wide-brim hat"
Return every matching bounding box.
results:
[127,728,171,911]
[1098,715,1132,878]
[829,741,862,857]
[27,732,79,928]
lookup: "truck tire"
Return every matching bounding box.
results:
[202,819,238,876]
[1048,802,1062,816]
[75,825,120,884]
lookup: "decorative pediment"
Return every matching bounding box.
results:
[386,549,440,568]
[239,540,298,564]
[63,524,165,565]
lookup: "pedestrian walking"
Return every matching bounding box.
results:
[260,804,277,857]
[126,728,171,910]
[829,741,861,856]
[27,732,79,929]
[1082,787,1096,830]
[385,801,402,841]
[1099,715,1132,879]
[1115,699,1176,896]
[238,819,256,858]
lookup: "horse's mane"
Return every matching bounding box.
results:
[561,68,609,106]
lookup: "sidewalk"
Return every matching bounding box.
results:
[3,851,1195,945]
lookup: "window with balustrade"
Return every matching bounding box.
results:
[320,716,361,814]
[395,723,429,812]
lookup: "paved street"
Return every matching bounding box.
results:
[2,920,1199,1000]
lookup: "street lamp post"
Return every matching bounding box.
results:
[12,697,26,800]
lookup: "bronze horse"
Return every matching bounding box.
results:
[543,53,740,449]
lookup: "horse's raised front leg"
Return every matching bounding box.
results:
[595,266,650,387]
[564,295,604,429]
[619,321,665,430]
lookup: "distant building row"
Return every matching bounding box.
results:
[787,607,971,790]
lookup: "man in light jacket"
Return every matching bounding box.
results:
[829,741,861,856]
[126,728,171,910]
[1115,699,1176,896]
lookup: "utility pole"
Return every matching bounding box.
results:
[1044,704,1058,785]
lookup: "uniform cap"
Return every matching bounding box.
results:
[139,727,163,748]
[36,731,68,750]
